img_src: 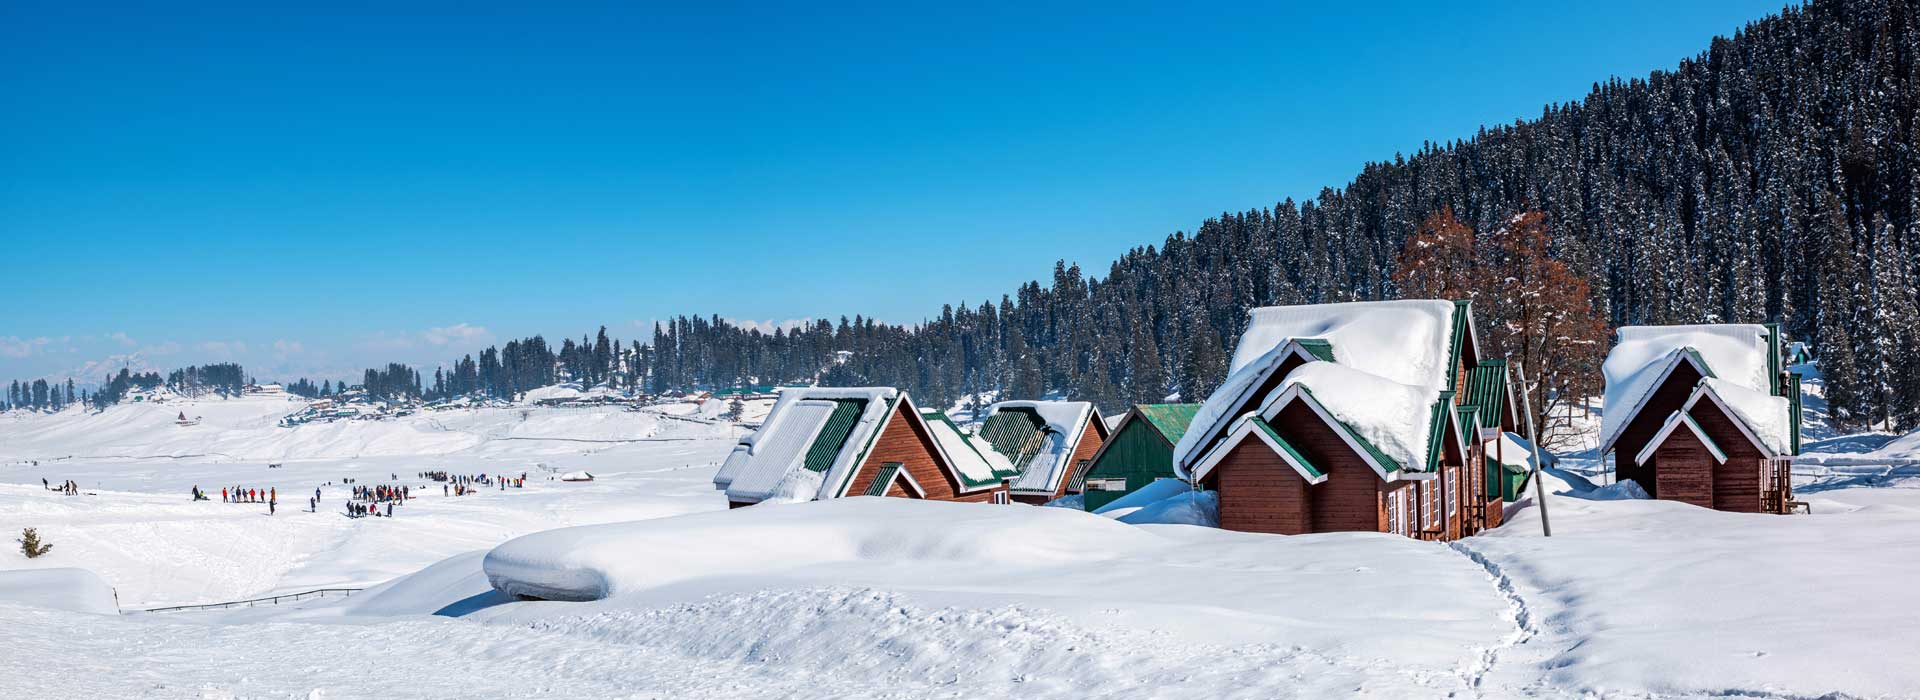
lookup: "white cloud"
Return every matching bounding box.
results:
[108,332,138,348]
[272,339,305,359]
[0,336,53,358]
[421,323,491,346]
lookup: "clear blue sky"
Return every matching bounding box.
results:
[1,0,1783,383]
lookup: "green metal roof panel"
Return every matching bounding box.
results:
[1293,338,1337,363]
[978,409,1047,472]
[1788,373,1803,455]
[921,408,1017,484]
[1135,403,1202,443]
[1423,390,1456,472]
[1455,405,1481,436]
[1447,300,1472,388]
[1250,416,1326,479]
[801,399,867,473]
[1461,360,1509,425]
[863,463,901,496]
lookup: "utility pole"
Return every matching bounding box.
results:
[1515,360,1552,537]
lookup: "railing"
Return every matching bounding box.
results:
[143,587,364,613]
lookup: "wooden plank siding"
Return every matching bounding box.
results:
[1081,416,1175,511]
[1689,398,1768,513]
[1613,361,1708,494]
[844,402,1003,504]
[1205,401,1403,535]
[1650,432,1716,509]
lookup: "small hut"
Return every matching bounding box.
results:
[1599,324,1802,513]
[1075,403,1200,511]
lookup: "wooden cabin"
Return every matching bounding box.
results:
[1176,300,1509,541]
[977,400,1108,504]
[1600,324,1802,514]
[1074,403,1200,512]
[712,387,1012,507]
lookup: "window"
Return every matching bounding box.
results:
[1421,482,1434,529]
[991,491,1010,505]
[1087,478,1127,492]
[1387,489,1403,535]
[1447,470,1458,517]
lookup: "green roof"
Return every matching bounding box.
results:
[1423,390,1456,472]
[1249,415,1326,479]
[1447,300,1473,388]
[801,399,868,473]
[978,409,1048,472]
[1135,403,1202,444]
[920,408,1020,483]
[863,463,902,496]
[1293,338,1337,362]
[1461,360,1510,428]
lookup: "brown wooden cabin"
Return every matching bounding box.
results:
[1179,300,1514,541]
[1601,324,1802,514]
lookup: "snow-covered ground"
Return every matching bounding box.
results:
[3,390,1918,698]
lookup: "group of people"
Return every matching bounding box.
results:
[427,470,528,496]
[353,484,410,503]
[346,500,393,518]
[41,478,78,495]
[223,486,276,504]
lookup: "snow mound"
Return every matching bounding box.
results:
[0,568,118,614]
[483,498,1153,602]
[1115,490,1218,527]
[1091,477,1192,516]
[1580,479,1651,501]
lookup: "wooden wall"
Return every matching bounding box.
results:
[1615,362,1708,491]
[846,403,1002,504]
[1208,439,1313,535]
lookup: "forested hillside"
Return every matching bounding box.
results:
[652,0,1920,431]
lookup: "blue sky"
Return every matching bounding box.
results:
[1,0,1783,383]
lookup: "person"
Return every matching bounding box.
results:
[314,487,321,503]
[222,487,228,502]
[269,498,276,515]
[385,502,392,517]
[41,478,48,491]
[444,484,449,497]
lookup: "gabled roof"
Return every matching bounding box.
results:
[1682,380,1789,457]
[1635,410,1729,466]
[1189,412,1328,485]
[1461,360,1514,431]
[1175,300,1465,479]
[1601,324,1774,454]
[860,462,925,498]
[987,400,1101,495]
[917,408,1019,491]
[1135,403,1202,443]
[714,387,899,504]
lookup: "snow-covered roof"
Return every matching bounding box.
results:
[522,385,585,403]
[919,408,1017,489]
[987,400,1098,495]
[1175,300,1459,477]
[1635,411,1729,466]
[1600,324,1775,453]
[713,387,898,504]
[1688,379,1792,456]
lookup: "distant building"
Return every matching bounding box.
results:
[712,387,1014,507]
